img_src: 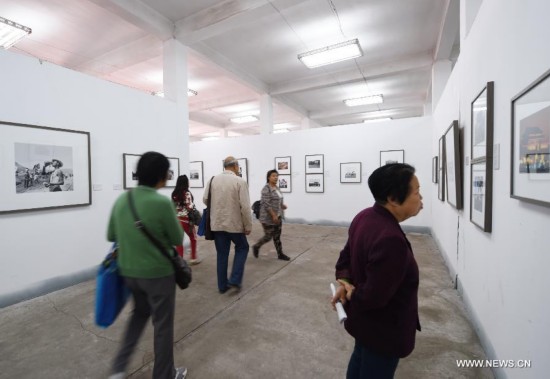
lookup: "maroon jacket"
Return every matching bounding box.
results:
[335,203,420,358]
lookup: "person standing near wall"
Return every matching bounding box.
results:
[252,169,290,261]
[331,163,423,379]
[107,151,187,379]
[172,175,201,265]
[203,156,252,293]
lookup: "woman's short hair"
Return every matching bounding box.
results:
[266,169,278,182]
[136,151,170,187]
[368,163,416,205]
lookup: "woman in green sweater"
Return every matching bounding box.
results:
[107,151,187,379]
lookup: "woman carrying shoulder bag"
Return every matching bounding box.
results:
[172,175,201,265]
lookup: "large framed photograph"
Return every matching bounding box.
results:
[438,136,446,201]
[0,121,91,214]
[305,154,324,174]
[124,154,179,189]
[222,157,248,182]
[471,82,494,161]
[444,120,463,209]
[305,173,324,193]
[340,162,361,183]
[275,156,291,175]
[166,157,179,187]
[189,161,204,188]
[278,174,291,193]
[380,150,404,166]
[511,69,550,207]
[471,161,492,232]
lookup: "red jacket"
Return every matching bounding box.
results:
[335,203,421,358]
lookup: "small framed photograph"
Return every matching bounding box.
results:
[340,162,361,183]
[189,161,204,188]
[0,121,91,214]
[221,157,248,182]
[511,68,550,207]
[379,150,404,166]
[123,153,140,189]
[470,161,492,232]
[471,82,494,161]
[166,157,180,187]
[444,120,463,209]
[432,156,438,184]
[275,156,291,175]
[305,154,324,174]
[278,174,291,193]
[305,173,324,193]
[438,136,446,201]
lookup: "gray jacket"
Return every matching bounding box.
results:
[259,184,284,225]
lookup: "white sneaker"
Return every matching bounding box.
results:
[175,367,187,379]
[108,373,125,379]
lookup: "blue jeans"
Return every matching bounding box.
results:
[346,340,399,379]
[214,231,249,291]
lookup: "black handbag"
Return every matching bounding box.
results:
[188,207,202,225]
[203,177,215,241]
[128,190,192,290]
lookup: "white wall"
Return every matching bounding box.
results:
[0,50,188,306]
[190,117,433,229]
[433,0,550,377]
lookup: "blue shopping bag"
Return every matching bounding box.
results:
[197,208,208,236]
[95,244,130,328]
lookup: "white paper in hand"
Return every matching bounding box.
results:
[330,283,347,324]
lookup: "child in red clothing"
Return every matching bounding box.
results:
[171,175,200,265]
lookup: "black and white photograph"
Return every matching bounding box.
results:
[379,150,405,166]
[432,156,438,184]
[275,156,291,175]
[0,121,91,214]
[189,161,204,188]
[340,162,361,183]
[167,157,180,187]
[123,153,141,189]
[444,120,463,209]
[471,83,494,161]
[470,161,492,232]
[511,69,550,207]
[305,154,324,174]
[305,173,324,193]
[278,174,291,193]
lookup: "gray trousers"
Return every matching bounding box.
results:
[112,275,176,379]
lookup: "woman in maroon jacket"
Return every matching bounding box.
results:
[331,163,423,379]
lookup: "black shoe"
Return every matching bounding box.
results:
[253,246,259,258]
[278,253,290,261]
[219,286,229,294]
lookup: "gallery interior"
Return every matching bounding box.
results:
[0,1,548,378]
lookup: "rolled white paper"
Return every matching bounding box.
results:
[330,283,348,324]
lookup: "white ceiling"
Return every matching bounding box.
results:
[1,0,459,141]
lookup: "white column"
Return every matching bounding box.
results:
[220,129,228,139]
[163,39,190,171]
[431,59,452,112]
[301,117,312,129]
[260,94,273,135]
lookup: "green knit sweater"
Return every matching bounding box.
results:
[107,186,184,278]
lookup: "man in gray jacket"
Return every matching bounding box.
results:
[204,156,252,293]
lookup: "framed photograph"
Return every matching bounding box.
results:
[221,157,248,182]
[511,69,550,207]
[340,162,361,183]
[278,174,291,193]
[432,156,438,184]
[305,173,324,193]
[444,120,463,209]
[0,121,91,214]
[471,82,494,161]
[123,153,140,189]
[380,150,404,166]
[275,156,291,175]
[471,161,492,232]
[189,161,204,188]
[438,136,446,201]
[305,154,324,174]
[166,157,180,187]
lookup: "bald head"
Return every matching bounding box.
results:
[223,156,239,174]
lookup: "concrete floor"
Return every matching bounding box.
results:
[0,223,493,379]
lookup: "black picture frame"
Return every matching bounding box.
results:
[305,173,324,193]
[379,149,404,166]
[124,154,179,189]
[189,161,204,188]
[470,82,494,231]
[444,120,463,209]
[340,162,362,183]
[0,120,92,214]
[275,156,291,175]
[432,156,438,184]
[305,154,324,174]
[511,68,550,207]
[278,174,291,193]
[438,136,445,201]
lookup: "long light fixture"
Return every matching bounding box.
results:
[363,117,392,123]
[298,39,362,68]
[230,115,258,124]
[344,95,383,107]
[0,16,32,49]
[153,89,197,97]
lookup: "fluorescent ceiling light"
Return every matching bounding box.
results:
[153,89,197,97]
[201,137,219,141]
[344,95,383,107]
[298,39,363,68]
[273,129,289,134]
[0,16,32,49]
[363,117,392,123]
[230,115,258,124]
